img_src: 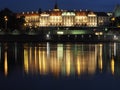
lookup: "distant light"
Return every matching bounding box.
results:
[89,35,91,38]
[113,35,118,40]
[57,31,64,35]
[95,32,99,35]
[105,28,108,31]
[46,34,49,38]
[111,17,115,21]
[99,32,103,35]
[95,32,103,35]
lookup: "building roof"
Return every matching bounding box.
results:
[50,11,62,16]
[76,11,88,16]
[95,12,108,16]
[17,11,39,18]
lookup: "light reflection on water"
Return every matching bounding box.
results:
[0,42,119,77]
[22,42,117,77]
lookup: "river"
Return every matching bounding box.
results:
[0,42,120,90]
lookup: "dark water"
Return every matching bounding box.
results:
[0,42,120,90]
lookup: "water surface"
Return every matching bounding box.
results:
[0,42,120,90]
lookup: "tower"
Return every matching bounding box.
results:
[53,0,59,11]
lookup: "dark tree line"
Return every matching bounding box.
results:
[0,8,25,30]
[109,16,120,27]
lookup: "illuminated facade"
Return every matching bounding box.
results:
[75,11,88,26]
[17,4,109,27]
[40,12,49,26]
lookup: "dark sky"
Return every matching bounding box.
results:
[0,0,120,12]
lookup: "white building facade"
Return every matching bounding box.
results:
[17,4,109,28]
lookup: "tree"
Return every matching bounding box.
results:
[109,16,120,27]
[0,8,25,30]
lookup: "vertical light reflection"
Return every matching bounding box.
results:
[34,47,38,72]
[4,51,8,76]
[42,51,46,74]
[77,44,96,76]
[24,48,29,74]
[29,47,32,65]
[47,42,50,57]
[39,47,42,74]
[23,43,100,77]
[76,58,81,75]
[65,45,71,76]
[114,43,116,56]
[88,45,97,74]
[98,44,103,72]
[40,50,48,75]
[50,50,60,77]
[111,56,115,75]
[57,44,63,60]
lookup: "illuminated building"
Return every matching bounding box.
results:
[96,12,110,26]
[88,12,97,27]
[40,12,49,26]
[17,11,40,28]
[75,10,88,26]
[49,3,62,26]
[17,3,109,27]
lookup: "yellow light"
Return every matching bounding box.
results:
[111,17,115,21]
[66,59,70,76]
[98,58,103,72]
[4,51,8,76]
[111,57,115,75]
[88,14,96,17]
[117,25,120,28]
[66,49,71,76]
[99,44,103,72]
[39,47,42,74]
[24,23,26,26]
[95,32,99,35]
[41,51,48,75]
[24,49,29,74]
[77,59,81,75]
[95,32,103,35]
[99,32,103,35]
[4,16,8,20]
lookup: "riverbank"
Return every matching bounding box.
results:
[0,34,119,43]
[0,27,120,42]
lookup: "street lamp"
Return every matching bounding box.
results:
[4,16,8,30]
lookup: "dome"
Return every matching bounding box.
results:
[50,11,62,16]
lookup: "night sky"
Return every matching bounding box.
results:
[0,0,120,12]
